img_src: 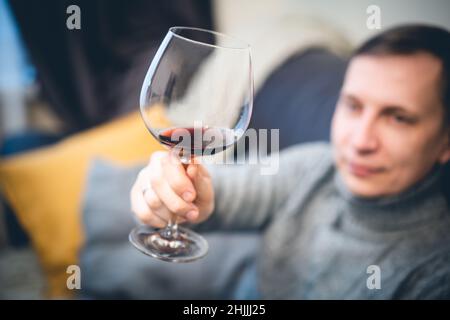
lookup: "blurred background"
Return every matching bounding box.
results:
[2,0,450,140]
[1,0,449,299]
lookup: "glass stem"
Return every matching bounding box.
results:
[161,217,179,239]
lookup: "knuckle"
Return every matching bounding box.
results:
[149,171,163,189]
[146,194,162,210]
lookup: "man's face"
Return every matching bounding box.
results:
[331,52,450,198]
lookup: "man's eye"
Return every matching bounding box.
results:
[392,114,414,124]
[345,102,360,112]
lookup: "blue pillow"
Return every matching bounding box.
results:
[250,48,347,151]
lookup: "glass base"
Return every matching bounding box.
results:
[129,225,208,263]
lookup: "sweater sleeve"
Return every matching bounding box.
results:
[193,142,332,232]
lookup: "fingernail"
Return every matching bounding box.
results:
[187,210,198,220]
[182,192,193,201]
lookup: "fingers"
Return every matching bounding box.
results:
[130,182,166,228]
[149,169,199,220]
[131,180,188,228]
[130,151,212,228]
[143,187,171,222]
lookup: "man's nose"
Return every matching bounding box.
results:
[351,116,379,154]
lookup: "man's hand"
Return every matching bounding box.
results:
[130,151,215,228]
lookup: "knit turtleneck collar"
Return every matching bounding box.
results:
[334,166,448,232]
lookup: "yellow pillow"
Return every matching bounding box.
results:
[0,109,169,298]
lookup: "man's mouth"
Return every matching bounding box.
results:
[346,161,385,178]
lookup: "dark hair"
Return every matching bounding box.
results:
[353,24,450,126]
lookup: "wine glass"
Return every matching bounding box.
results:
[129,27,253,262]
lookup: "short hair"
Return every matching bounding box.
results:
[353,24,450,126]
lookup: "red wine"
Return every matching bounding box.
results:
[157,126,237,156]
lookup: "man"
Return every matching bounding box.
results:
[130,25,450,299]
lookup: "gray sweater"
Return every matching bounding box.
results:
[199,142,450,299]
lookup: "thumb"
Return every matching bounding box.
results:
[186,164,214,209]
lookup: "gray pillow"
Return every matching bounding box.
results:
[79,158,260,299]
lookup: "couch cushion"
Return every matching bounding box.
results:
[0,109,168,298]
[250,48,347,150]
